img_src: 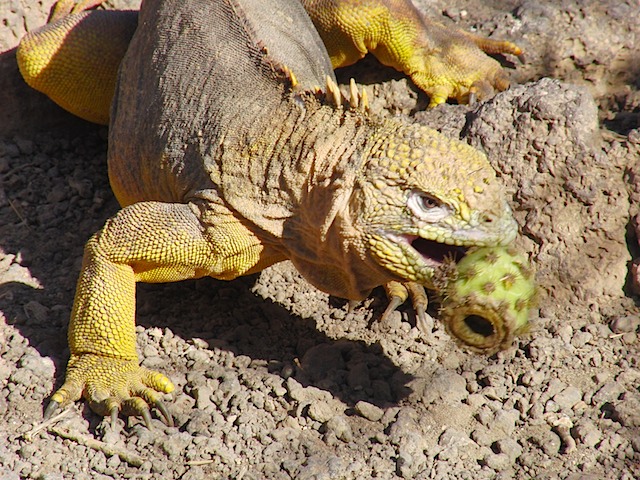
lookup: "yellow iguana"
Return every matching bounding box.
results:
[16,0,522,426]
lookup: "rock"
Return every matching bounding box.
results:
[495,437,523,462]
[609,315,640,333]
[465,78,630,304]
[347,362,371,390]
[572,419,602,448]
[388,408,429,479]
[192,385,214,410]
[571,331,593,348]
[592,382,625,405]
[161,432,194,460]
[437,427,475,461]
[300,343,346,381]
[308,401,338,423]
[417,369,468,405]
[325,415,353,443]
[530,429,562,456]
[553,386,583,411]
[354,401,384,422]
[611,394,640,427]
[482,452,512,471]
[470,426,493,447]
[493,409,519,436]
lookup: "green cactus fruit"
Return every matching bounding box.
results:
[434,246,537,354]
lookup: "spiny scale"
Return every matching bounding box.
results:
[324,76,369,112]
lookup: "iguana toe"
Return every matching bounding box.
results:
[382,281,432,333]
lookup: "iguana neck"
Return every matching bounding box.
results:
[218,93,394,300]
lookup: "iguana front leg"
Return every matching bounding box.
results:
[302,0,522,106]
[46,201,275,426]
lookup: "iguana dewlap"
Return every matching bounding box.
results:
[21,0,518,424]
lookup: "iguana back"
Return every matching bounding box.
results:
[109,0,335,217]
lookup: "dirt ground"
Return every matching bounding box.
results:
[1,0,639,479]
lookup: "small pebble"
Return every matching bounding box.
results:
[573,420,602,447]
[571,331,592,348]
[355,401,384,422]
[325,415,353,442]
[609,315,640,333]
[611,395,640,427]
[553,386,582,411]
[495,437,523,461]
[483,452,512,471]
[470,426,493,446]
[308,401,337,423]
[531,429,562,456]
[592,382,625,405]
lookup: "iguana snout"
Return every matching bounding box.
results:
[353,122,517,287]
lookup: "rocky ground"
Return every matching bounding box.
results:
[1,0,639,479]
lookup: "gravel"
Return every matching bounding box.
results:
[1,0,640,479]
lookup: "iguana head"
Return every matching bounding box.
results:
[351,122,517,287]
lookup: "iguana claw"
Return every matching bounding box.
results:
[155,400,174,427]
[381,281,433,333]
[140,407,152,429]
[43,399,61,421]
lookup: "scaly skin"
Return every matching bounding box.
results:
[17,10,136,124]
[17,0,522,123]
[301,0,522,106]
[19,0,519,425]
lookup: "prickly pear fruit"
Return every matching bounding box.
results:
[434,246,536,354]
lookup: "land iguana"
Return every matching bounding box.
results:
[17,0,521,426]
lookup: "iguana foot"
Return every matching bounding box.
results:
[381,281,434,333]
[44,354,175,428]
[302,0,522,107]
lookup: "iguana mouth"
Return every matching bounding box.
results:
[411,237,468,265]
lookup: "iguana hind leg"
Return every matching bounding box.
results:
[302,0,522,106]
[17,8,136,124]
[49,0,108,22]
[18,0,522,119]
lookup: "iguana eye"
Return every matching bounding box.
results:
[408,191,450,222]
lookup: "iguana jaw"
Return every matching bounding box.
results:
[409,236,468,267]
[372,221,517,286]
